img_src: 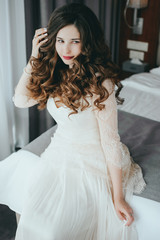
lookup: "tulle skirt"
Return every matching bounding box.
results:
[0,134,145,239]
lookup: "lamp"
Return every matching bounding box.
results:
[128,0,148,8]
[124,0,148,34]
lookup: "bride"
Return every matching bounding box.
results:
[0,3,145,240]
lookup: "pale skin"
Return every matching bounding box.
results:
[15,26,134,226]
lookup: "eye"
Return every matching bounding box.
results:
[57,39,64,43]
[72,40,80,44]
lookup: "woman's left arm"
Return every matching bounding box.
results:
[107,162,134,226]
[94,79,134,226]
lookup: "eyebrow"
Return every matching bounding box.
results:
[56,37,80,40]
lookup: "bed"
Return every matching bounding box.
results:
[118,67,160,121]
[117,67,160,239]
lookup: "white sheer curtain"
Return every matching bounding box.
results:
[0,0,29,160]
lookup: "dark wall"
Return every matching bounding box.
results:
[119,1,160,69]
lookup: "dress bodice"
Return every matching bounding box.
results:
[47,97,101,144]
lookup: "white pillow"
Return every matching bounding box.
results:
[150,67,160,76]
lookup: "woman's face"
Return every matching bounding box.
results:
[55,25,82,68]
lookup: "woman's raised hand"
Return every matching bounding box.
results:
[31,28,48,58]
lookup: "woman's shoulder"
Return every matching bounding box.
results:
[102,79,114,93]
[89,77,115,109]
[95,73,114,93]
[96,74,114,94]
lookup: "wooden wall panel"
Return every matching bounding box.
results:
[119,0,160,69]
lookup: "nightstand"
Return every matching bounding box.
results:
[122,60,149,73]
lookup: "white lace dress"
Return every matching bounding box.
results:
[0,77,145,240]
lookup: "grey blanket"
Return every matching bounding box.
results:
[23,110,160,203]
[118,110,160,202]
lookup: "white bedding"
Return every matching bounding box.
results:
[131,196,160,240]
[118,72,160,122]
[118,70,160,239]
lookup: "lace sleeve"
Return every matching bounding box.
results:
[13,67,38,108]
[93,80,122,169]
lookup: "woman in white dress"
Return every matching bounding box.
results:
[0,3,145,239]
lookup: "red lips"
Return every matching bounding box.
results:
[63,56,74,60]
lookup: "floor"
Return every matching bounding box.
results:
[0,204,17,240]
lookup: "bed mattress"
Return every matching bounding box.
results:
[118,72,160,122]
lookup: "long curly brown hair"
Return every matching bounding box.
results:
[27,3,123,114]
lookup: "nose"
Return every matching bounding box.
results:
[64,43,71,54]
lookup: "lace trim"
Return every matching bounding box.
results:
[127,160,146,194]
[120,145,146,195]
[106,144,146,196]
